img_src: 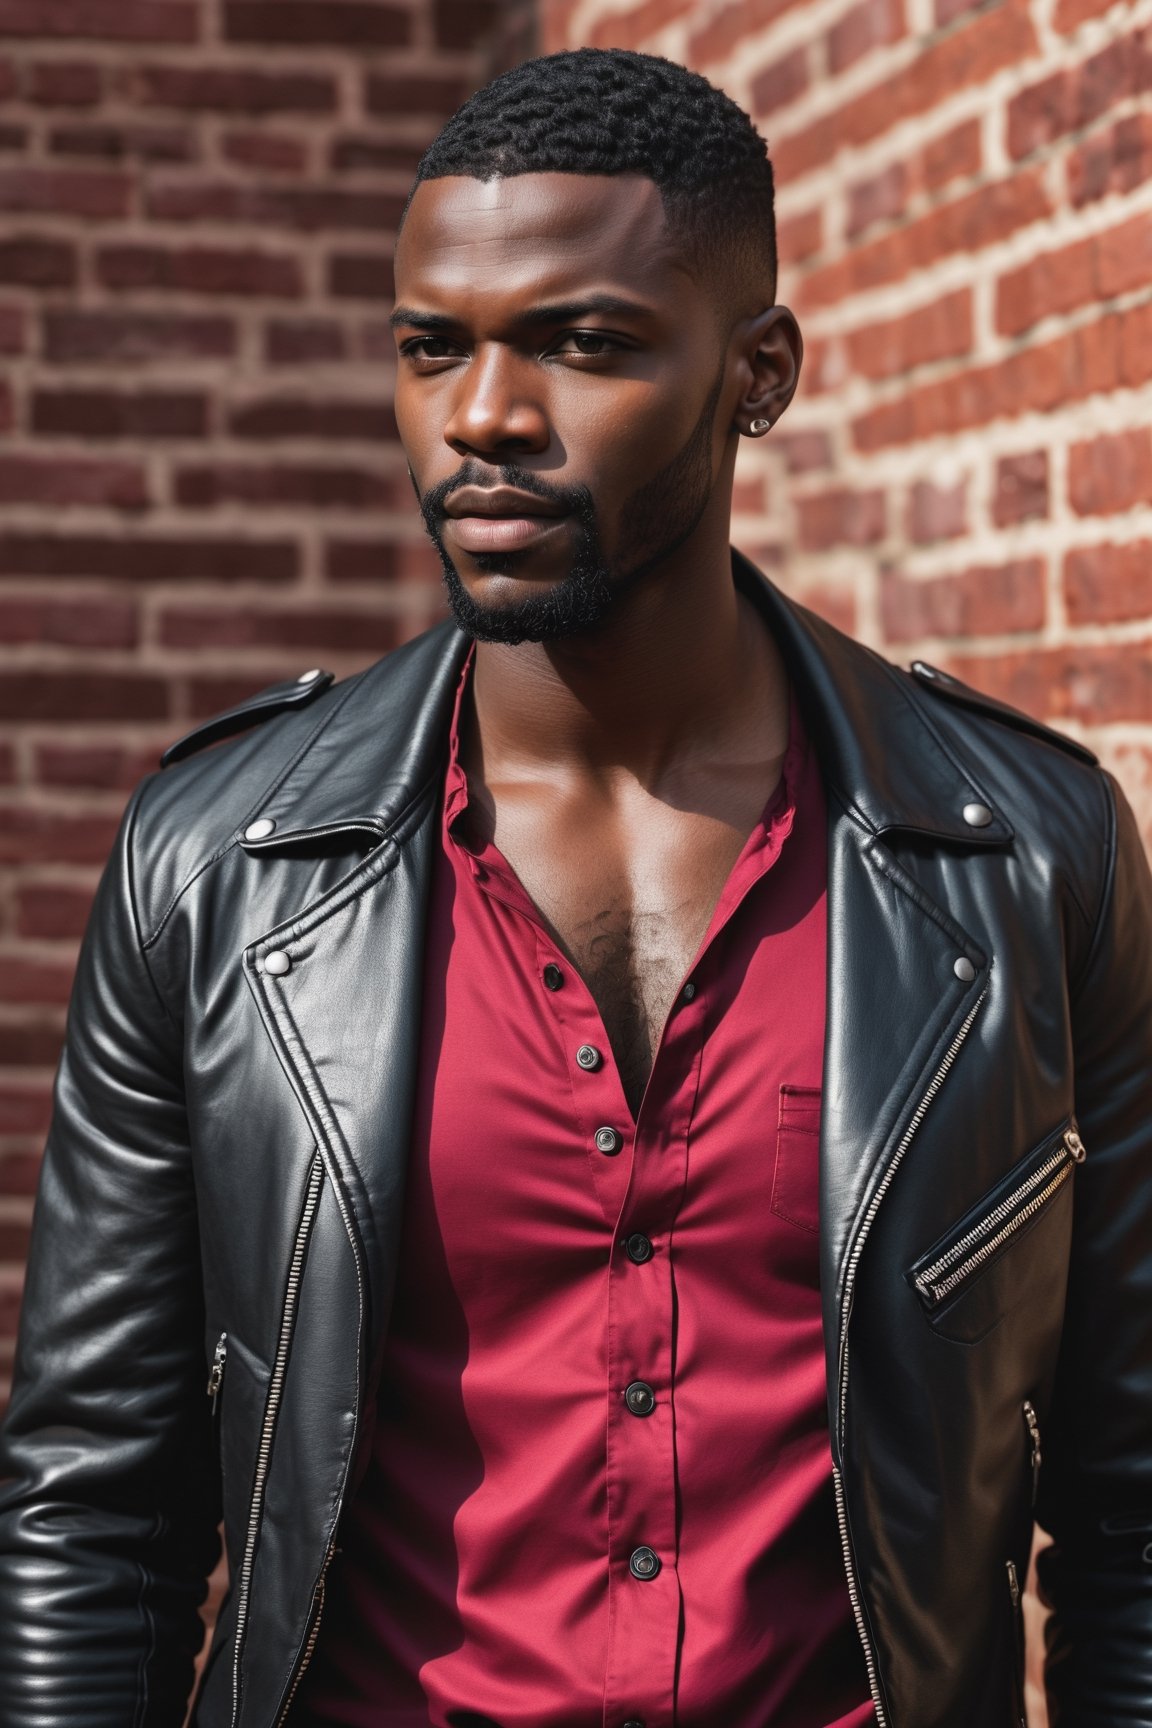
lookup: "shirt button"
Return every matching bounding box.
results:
[575,1043,602,1071]
[622,1721,646,1728]
[680,980,696,1003]
[625,1380,656,1416]
[543,963,564,991]
[595,1126,623,1156]
[629,1546,661,1580]
[263,951,291,976]
[624,1232,654,1264]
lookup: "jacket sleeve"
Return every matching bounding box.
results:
[1036,770,1152,1727]
[0,779,221,1727]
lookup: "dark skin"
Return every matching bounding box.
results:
[393,172,803,1116]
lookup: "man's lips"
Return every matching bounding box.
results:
[445,511,572,553]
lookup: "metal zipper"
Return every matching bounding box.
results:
[1022,1399,1042,1505]
[914,1127,1084,1307]
[833,986,987,1728]
[230,1156,324,1728]
[1006,1559,1026,1726]
[274,1538,336,1726]
[207,1331,228,1415]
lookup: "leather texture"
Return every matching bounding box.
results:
[2,553,1150,1728]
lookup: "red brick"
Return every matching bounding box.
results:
[1068,427,1152,517]
[0,672,168,723]
[1064,540,1152,624]
[0,123,26,152]
[1008,31,1152,161]
[0,454,148,510]
[796,486,886,551]
[996,233,1095,336]
[186,671,318,716]
[264,317,347,364]
[174,461,396,509]
[591,0,696,48]
[0,1220,31,1262]
[26,59,102,104]
[0,235,77,287]
[0,0,198,41]
[945,643,1152,725]
[1068,111,1152,207]
[845,287,972,381]
[795,579,857,636]
[881,559,1045,642]
[0,1085,53,1136]
[364,70,466,116]
[33,742,158,789]
[0,809,122,865]
[325,538,401,582]
[228,397,396,441]
[330,135,423,174]
[0,56,14,97]
[0,594,138,647]
[993,451,1049,526]
[828,0,904,75]
[158,604,398,652]
[1121,299,1152,389]
[750,45,809,114]
[0,306,21,352]
[1095,208,1152,299]
[935,0,978,24]
[846,162,906,239]
[43,308,236,362]
[145,178,406,231]
[907,476,967,543]
[96,243,303,298]
[222,129,308,174]
[224,2,410,47]
[775,430,833,473]
[775,0,1037,178]
[0,531,296,582]
[777,206,822,263]
[14,884,95,941]
[0,1023,64,1066]
[0,165,130,220]
[1054,0,1115,30]
[801,168,1050,309]
[47,122,192,162]
[0,1152,44,1196]
[136,63,337,113]
[921,118,982,193]
[0,742,14,784]
[32,387,207,439]
[328,251,394,299]
[687,0,805,65]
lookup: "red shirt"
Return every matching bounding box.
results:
[298,647,874,1728]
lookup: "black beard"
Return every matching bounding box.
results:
[415,366,725,647]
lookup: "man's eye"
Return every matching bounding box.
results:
[402,336,461,360]
[555,331,618,357]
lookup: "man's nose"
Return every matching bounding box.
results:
[443,345,549,457]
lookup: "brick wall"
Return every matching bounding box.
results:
[0,0,534,1408]
[543,0,1152,857]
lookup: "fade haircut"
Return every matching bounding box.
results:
[407,47,777,311]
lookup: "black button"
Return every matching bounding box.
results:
[625,1233,654,1264]
[629,1545,661,1580]
[625,1380,656,1416]
[575,1043,602,1071]
[680,980,696,1003]
[543,963,564,991]
[622,1721,645,1728]
[595,1126,622,1156]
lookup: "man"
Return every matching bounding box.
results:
[1,44,1149,1728]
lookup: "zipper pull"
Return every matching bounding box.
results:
[1023,1398,1042,1501]
[1006,1557,1021,1609]
[207,1331,228,1415]
[1064,1126,1086,1163]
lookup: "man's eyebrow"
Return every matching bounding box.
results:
[389,295,653,331]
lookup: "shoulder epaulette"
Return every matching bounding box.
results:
[909,661,1098,766]
[160,667,335,769]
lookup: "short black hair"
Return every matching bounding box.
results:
[408,47,776,307]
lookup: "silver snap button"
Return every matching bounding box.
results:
[264,950,291,977]
[576,1044,602,1071]
[681,980,697,1003]
[297,667,321,684]
[962,802,993,828]
[953,956,976,983]
[595,1126,622,1156]
[629,1545,661,1580]
[244,817,276,841]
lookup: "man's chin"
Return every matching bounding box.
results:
[440,559,615,646]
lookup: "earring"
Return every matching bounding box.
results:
[749,417,772,434]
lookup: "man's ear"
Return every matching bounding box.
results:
[731,305,803,437]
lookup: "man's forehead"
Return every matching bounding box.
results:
[395,171,689,297]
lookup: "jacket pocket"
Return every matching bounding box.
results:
[906,1118,1084,1339]
[771,1084,821,1233]
[1006,1558,1027,1728]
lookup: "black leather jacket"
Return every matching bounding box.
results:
[2,554,1151,1728]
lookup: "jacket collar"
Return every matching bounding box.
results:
[239,550,1012,858]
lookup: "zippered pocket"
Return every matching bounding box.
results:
[909,1119,1085,1314]
[207,1330,228,1419]
[1006,1559,1027,1728]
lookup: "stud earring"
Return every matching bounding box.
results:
[749,417,772,434]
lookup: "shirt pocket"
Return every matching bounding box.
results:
[771,1083,822,1233]
[905,1116,1085,1343]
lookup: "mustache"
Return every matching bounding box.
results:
[417,460,595,527]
